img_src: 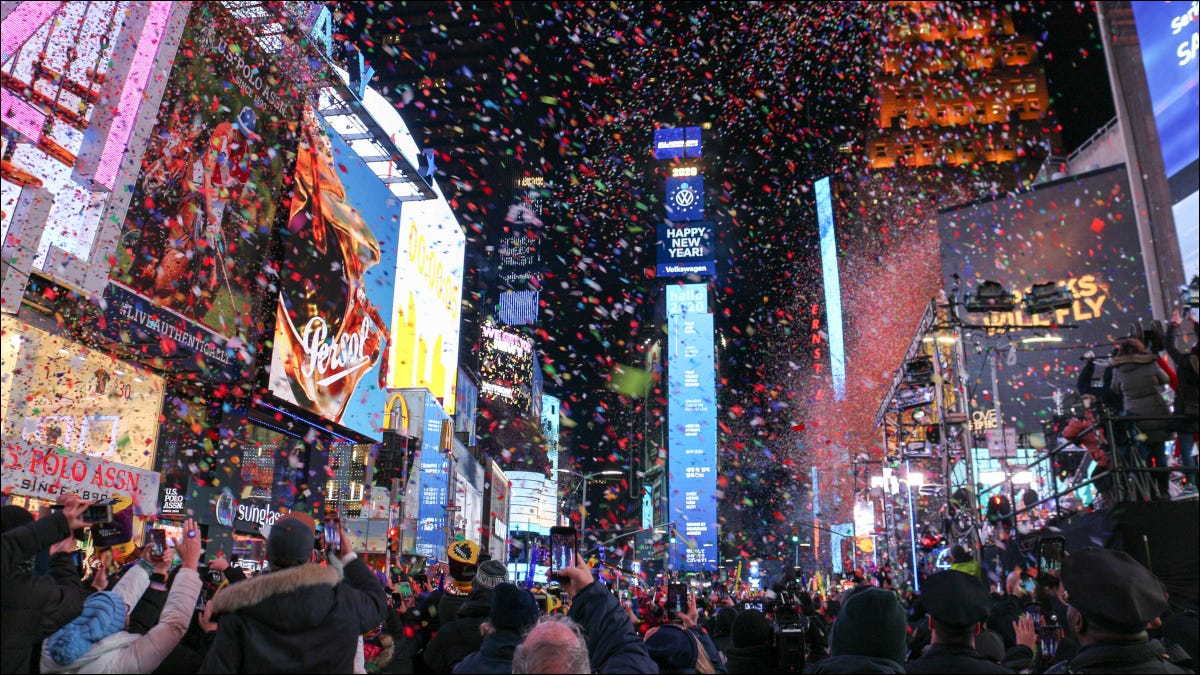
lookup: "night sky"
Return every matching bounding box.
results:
[337,1,1116,562]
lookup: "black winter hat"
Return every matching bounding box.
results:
[267,513,315,568]
[731,608,774,648]
[1,505,35,534]
[645,624,698,673]
[830,586,907,664]
[489,583,539,632]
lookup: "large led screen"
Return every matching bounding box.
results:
[938,165,1152,434]
[665,176,706,222]
[103,3,304,382]
[267,108,398,439]
[816,177,846,400]
[479,322,535,412]
[666,285,718,572]
[1,2,174,270]
[657,221,716,277]
[416,397,450,561]
[388,187,464,414]
[652,126,703,160]
[1131,1,1200,180]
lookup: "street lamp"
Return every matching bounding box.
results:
[558,469,622,552]
[791,534,800,567]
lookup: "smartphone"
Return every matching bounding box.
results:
[1023,603,1042,629]
[82,500,115,524]
[743,601,765,612]
[667,582,688,616]
[146,528,167,558]
[549,526,578,572]
[1037,536,1065,587]
[397,581,413,598]
[1038,624,1063,659]
[323,520,341,551]
[413,573,428,585]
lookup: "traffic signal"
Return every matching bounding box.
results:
[387,527,399,555]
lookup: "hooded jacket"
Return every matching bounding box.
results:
[1111,353,1173,442]
[423,586,493,673]
[567,581,659,674]
[199,556,387,673]
[40,566,202,674]
[1,512,86,674]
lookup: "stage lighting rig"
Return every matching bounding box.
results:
[1024,282,1074,315]
[965,280,1015,313]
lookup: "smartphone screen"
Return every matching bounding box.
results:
[1037,537,1065,586]
[82,502,114,524]
[667,582,688,616]
[147,529,167,558]
[323,520,341,551]
[397,581,413,597]
[1023,603,1042,629]
[1038,624,1062,659]
[549,526,578,572]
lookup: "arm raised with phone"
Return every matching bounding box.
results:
[557,554,658,674]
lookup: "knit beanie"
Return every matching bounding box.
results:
[829,586,907,664]
[645,624,698,673]
[267,514,316,568]
[475,559,507,590]
[490,583,540,632]
[46,591,127,665]
[731,609,774,648]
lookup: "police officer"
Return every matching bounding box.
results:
[905,570,1013,674]
[1044,548,1186,674]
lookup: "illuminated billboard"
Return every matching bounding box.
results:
[665,176,706,222]
[666,284,718,572]
[652,126,703,160]
[507,471,559,536]
[415,396,450,561]
[541,394,561,473]
[454,369,479,448]
[102,3,304,381]
[1131,1,1199,282]
[479,321,535,411]
[1,2,180,301]
[656,221,715,277]
[267,108,398,439]
[816,177,846,400]
[938,166,1152,432]
[388,186,465,414]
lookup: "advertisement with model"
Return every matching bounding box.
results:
[102,2,306,382]
[267,105,399,439]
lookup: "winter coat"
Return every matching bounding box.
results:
[904,644,1014,674]
[40,567,202,674]
[567,581,659,674]
[805,654,906,673]
[1111,353,1173,442]
[725,644,777,673]
[1043,640,1188,674]
[199,556,388,673]
[1,512,86,675]
[452,629,522,674]
[1165,323,1200,433]
[423,587,492,673]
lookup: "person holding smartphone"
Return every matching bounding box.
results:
[198,513,387,673]
[1,494,92,674]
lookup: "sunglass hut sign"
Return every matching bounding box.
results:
[232,499,287,532]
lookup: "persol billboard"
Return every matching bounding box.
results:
[267,106,398,439]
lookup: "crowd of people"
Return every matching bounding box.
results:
[3,492,1196,674]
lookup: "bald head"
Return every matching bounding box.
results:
[512,615,590,674]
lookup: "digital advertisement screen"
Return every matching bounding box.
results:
[479,321,535,411]
[938,166,1152,434]
[454,369,479,448]
[267,108,398,439]
[656,221,716,277]
[665,176,706,222]
[652,126,703,160]
[388,186,465,414]
[666,285,718,572]
[416,397,450,561]
[1131,1,1199,180]
[1132,1,1200,282]
[506,471,559,536]
[541,394,561,472]
[1,2,174,270]
[103,3,304,381]
[816,177,847,400]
